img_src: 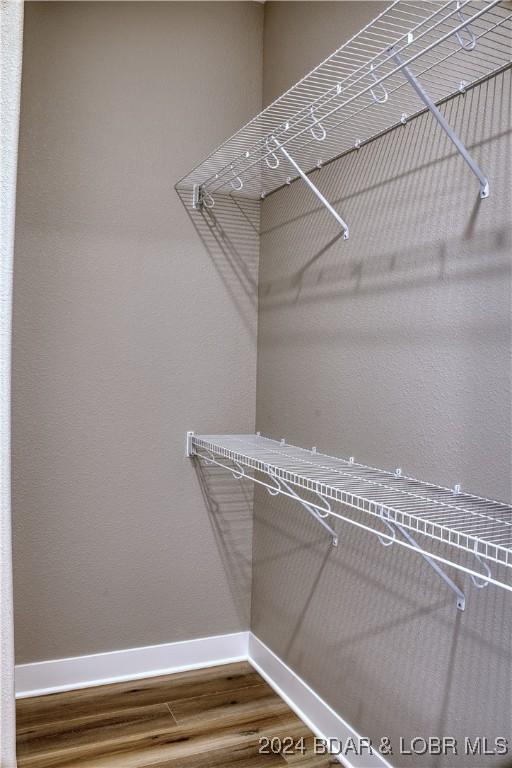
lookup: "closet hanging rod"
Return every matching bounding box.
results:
[186,433,512,608]
[177,0,511,217]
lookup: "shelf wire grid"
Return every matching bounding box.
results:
[176,0,512,202]
[190,434,512,587]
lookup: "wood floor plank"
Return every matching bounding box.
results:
[17,703,176,740]
[16,662,261,728]
[167,682,288,727]
[16,662,336,768]
[17,710,307,768]
[17,703,176,754]
[141,739,287,767]
[287,757,339,767]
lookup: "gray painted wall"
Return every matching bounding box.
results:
[13,1,262,663]
[12,3,512,761]
[253,2,511,766]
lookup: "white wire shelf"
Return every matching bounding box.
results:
[177,0,511,224]
[187,433,512,605]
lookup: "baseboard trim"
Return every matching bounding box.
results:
[15,630,392,768]
[248,634,392,768]
[15,631,249,698]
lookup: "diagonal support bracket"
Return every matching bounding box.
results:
[391,50,489,199]
[269,137,350,239]
[392,521,466,610]
[274,475,339,547]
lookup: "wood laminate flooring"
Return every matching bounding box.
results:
[16,661,338,767]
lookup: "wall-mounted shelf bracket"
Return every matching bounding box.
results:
[270,137,350,239]
[391,49,489,199]
[185,430,195,457]
[192,184,215,211]
[265,467,339,546]
[385,518,466,610]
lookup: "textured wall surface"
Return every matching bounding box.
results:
[11,3,512,762]
[254,3,511,766]
[1,2,24,763]
[13,1,262,663]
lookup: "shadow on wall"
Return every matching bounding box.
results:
[256,68,511,499]
[193,458,253,627]
[252,487,512,768]
[259,71,511,314]
[175,187,260,339]
[252,70,512,768]
[175,189,259,626]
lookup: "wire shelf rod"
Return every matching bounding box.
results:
[178,0,510,235]
[204,34,507,200]
[198,0,501,195]
[268,39,504,168]
[238,445,512,516]
[233,447,511,528]
[188,1,474,190]
[187,434,512,575]
[188,435,512,595]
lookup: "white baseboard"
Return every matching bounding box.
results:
[248,634,392,768]
[15,631,249,698]
[15,631,391,768]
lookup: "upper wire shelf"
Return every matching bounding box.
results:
[177,0,511,212]
[187,433,512,606]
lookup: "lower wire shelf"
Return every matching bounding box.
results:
[187,432,512,609]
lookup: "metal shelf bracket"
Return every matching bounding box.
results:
[185,430,195,457]
[391,49,490,199]
[379,517,466,610]
[269,137,350,239]
[265,467,339,546]
[192,184,215,211]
